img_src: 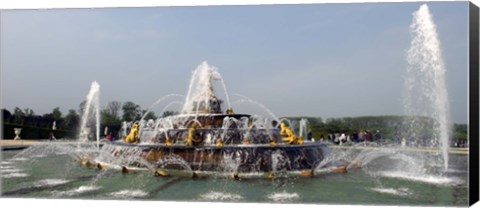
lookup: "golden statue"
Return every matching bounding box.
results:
[269,138,277,146]
[280,122,303,145]
[216,138,224,147]
[185,122,202,146]
[165,137,173,146]
[124,122,140,144]
[226,107,235,115]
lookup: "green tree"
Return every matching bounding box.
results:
[42,112,54,128]
[24,108,34,117]
[106,101,122,118]
[122,101,142,122]
[13,107,25,124]
[64,109,80,131]
[101,109,121,125]
[161,110,179,118]
[52,107,63,121]
[142,110,157,120]
[453,124,468,141]
[2,109,12,123]
[101,101,123,134]
[23,108,36,126]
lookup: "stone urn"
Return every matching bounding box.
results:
[81,128,91,141]
[14,128,22,140]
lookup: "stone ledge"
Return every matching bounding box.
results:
[0,139,101,150]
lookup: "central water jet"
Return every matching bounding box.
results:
[404,4,451,170]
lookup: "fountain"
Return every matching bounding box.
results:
[82,62,330,178]
[0,5,468,205]
[404,4,451,170]
[337,3,459,188]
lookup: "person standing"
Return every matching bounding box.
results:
[352,131,359,143]
[375,130,382,142]
[365,130,372,142]
[49,132,56,141]
[358,130,364,142]
[106,133,113,142]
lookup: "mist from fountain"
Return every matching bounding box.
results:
[404,4,451,170]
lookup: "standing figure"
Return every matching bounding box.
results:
[106,133,113,142]
[375,130,382,142]
[358,130,364,142]
[49,132,56,141]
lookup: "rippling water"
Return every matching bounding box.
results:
[0,146,469,206]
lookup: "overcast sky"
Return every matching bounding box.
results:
[0,2,470,123]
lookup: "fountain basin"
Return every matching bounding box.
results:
[97,141,329,176]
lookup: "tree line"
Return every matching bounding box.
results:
[2,100,178,139]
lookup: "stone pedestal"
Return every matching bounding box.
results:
[14,128,22,140]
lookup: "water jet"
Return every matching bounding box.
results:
[404,4,451,170]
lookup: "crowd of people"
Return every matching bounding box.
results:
[317,130,469,148]
[319,130,382,144]
[453,140,468,148]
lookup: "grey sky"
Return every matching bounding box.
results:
[0,2,469,123]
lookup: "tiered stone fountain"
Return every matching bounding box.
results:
[84,62,330,178]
